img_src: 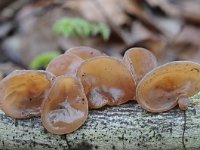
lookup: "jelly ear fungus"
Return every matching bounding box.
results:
[77,56,136,109]
[46,53,84,77]
[136,61,200,112]
[41,76,88,135]
[123,47,157,85]
[65,46,106,60]
[0,70,54,119]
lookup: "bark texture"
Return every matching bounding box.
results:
[0,94,200,150]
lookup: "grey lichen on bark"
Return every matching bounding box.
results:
[0,93,200,150]
[184,94,200,150]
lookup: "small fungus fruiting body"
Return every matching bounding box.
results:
[46,53,84,77]
[136,61,200,112]
[177,96,189,110]
[123,47,157,84]
[0,70,54,119]
[77,56,136,109]
[41,76,88,135]
[65,46,106,60]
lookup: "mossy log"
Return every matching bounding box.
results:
[0,94,200,150]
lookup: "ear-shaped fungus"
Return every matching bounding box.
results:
[77,56,136,109]
[0,70,54,118]
[136,61,200,112]
[65,46,106,60]
[41,76,88,135]
[123,47,157,84]
[46,54,84,77]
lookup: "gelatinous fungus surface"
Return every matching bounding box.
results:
[65,46,106,60]
[0,70,54,118]
[137,61,200,112]
[46,54,84,77]
[41,76,88,135]
[77,56,136,109]
[123,47,157,84]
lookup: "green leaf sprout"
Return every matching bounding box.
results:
[53,18,110,41]
[30,51,61,70]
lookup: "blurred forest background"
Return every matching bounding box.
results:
[0,0,200,79]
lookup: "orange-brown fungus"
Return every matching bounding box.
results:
[136,61,200,112]
[0,70,54,118]
[46,54,84,77]
[65,46,106,60]
[123,47,157,84]
[41,76,88,135]
[77,56,136,109]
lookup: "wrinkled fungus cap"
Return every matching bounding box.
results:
[41,76,88,135]
[46,54,84,77]
[65,46,106,60]
[123,47,157,84]
[77,56,136,109]
[0,70,54,118]
[136,61,200,112]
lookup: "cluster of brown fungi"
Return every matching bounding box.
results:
[1,47,200,135]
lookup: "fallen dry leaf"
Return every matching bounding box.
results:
[146,0,200,24]
[128,21,166,58]
[175,25,200,47]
